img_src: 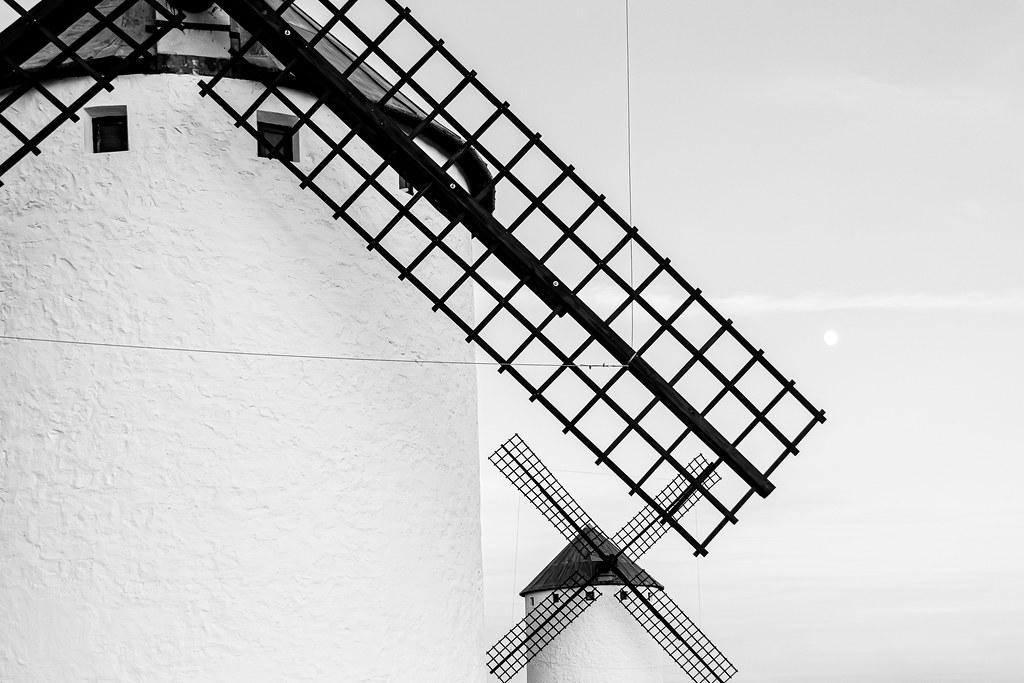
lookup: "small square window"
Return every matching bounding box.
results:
[257,121,293,161]
[256,111,299,162]
[87,105,128,154]
[585,589,597,601]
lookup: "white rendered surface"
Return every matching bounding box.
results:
[525,586,673,683]
[0,73,484,682]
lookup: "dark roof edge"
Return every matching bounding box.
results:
[519,529,666,596]
[519,571,665,597]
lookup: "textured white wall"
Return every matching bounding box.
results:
[0,73,484,682]
[525,586,671,683]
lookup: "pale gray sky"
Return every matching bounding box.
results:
[2,2,1022,681]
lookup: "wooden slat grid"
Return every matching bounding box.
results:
[617,587,738,683]
[611,453,720,559]
[0,0,186,184]
[490,434,607,557]
[485,570,597,683]
[492,434,718,563]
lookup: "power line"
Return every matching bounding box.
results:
[509,492,524,626]
[624,0,636,351]
[0,334,626,369]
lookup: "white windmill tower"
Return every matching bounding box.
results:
[519,528,669,683]
[0,2,490,680]
[1,2,825,682]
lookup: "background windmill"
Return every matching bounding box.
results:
[487,434,732,683]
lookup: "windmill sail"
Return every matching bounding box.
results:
[489,433,608,556]
[203,0,826,555]
[0,0,825,555]
[616,585,737,683]
[485,570,598,683]
[611,453,720,558]
[488,434,731,680]
[491,434,714,562]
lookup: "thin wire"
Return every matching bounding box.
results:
[624,0,635,350]
[510,493,523,625]
[696,505,703,627]
[0,334,626,369]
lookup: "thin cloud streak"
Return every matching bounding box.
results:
[709,291,1024,314]
[749,72,1016,125]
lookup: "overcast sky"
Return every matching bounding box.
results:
[2,2,1022,682]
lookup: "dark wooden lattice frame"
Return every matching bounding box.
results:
[0,0,826,556]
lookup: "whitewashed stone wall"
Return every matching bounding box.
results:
[525,586,671,683]
[0,73,484,682]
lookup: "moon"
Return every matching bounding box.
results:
[823,330,839,346]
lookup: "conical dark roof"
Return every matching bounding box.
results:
[520,526,663,596]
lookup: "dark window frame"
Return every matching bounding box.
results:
[92,114,128,154]
[257,120,296,162]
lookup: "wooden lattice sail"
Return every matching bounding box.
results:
[0,0,825,557]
